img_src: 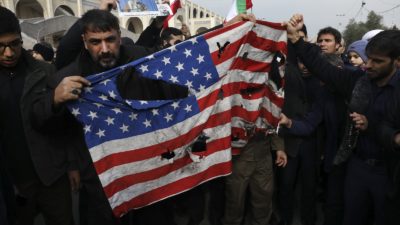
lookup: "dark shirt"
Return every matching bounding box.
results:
[293,38,400,162]
[356,71,400,160]
[0,58,38,190]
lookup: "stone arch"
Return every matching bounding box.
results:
[193,8,197,18]
[206,13,209,18]
[177,15,184,23]
[16,0,44,19]
[196,27,208,35]
[54,5,75,16]
[126,17,143,34]
[200,11,204,18]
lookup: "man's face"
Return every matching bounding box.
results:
[365,53,398,82]
[317,33,339,54]
[348,51,364,67]
[83,29,121,69]
[0,33,22,68]
[297,60,310,76]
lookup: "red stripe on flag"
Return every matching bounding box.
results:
[230,57,271,72]
[204,21,246,40]
[255,20,286,31]
[103,136,232,198]
[112,161,232,216]
[93,110,232,174]
[197,82,284,111]
[231,105,280,127]
[246,31,287,54]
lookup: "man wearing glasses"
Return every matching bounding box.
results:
[0,7,75,225]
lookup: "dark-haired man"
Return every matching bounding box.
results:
[375,32,400,225]
[317,26,342,54]
[32,9,188,225]
[286,14,400,225]
[0,6,75,225]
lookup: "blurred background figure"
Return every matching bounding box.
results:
[346,40,368,69]
[32,42,54,63]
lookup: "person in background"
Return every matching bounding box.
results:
[32,42,54,63]
[0,6,76,225]
[286,14,400,225]
[316,27,342,54]
[346,40,368,69]
[180,23,191,39]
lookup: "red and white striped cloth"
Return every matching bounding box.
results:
[68,20,287,217]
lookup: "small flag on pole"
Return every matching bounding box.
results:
[163,0,182,28]
[226,0,253,21]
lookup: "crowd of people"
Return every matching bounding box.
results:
[0,1,399,225]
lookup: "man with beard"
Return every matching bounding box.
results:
[285,14,400,225]
[31,9,188,225]
[375,31,400,225]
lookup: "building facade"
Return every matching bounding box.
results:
[0,0,223,42]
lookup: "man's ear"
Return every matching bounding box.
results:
[335,43,340,50]
[82,34,88,50]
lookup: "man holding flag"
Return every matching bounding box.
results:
[32,9,188,225]
[32,6,268,225]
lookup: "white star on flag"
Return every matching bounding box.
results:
[71,108,80,116]
[105,117,115,125]
[183,48,192,58]
[162,57,171,65]
[96,129,105,138]
[175,62,184,71]
[143,119,152,128]
[87,111,98,120]
[120,124,129,133]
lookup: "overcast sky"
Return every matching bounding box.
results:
[191,0,400,38]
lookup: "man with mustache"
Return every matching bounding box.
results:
[285,14,400,225]
[32,9,188,225]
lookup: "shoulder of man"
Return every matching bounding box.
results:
[122,44,155,62]
[47,58,81,88]
[24,50,54,71]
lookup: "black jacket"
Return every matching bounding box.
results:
[292,38,400,162]
[378,76,400,196]
[1,52,76,187]
[281,63,315,157]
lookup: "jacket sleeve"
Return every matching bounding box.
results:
[31,68,77,132]
[55,20,83,70]
[286,100,324,136]
[135,17,166,48]
[378,90,400,152]
[292,39,364,99]
[270,134,284,151]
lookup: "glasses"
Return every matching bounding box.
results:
[0,38,23,53]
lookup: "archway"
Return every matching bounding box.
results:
[16,0,44,19]
[126,17,143,34]
[196,27,208,35]
[193,8,197,18]
[54,5,75,16]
